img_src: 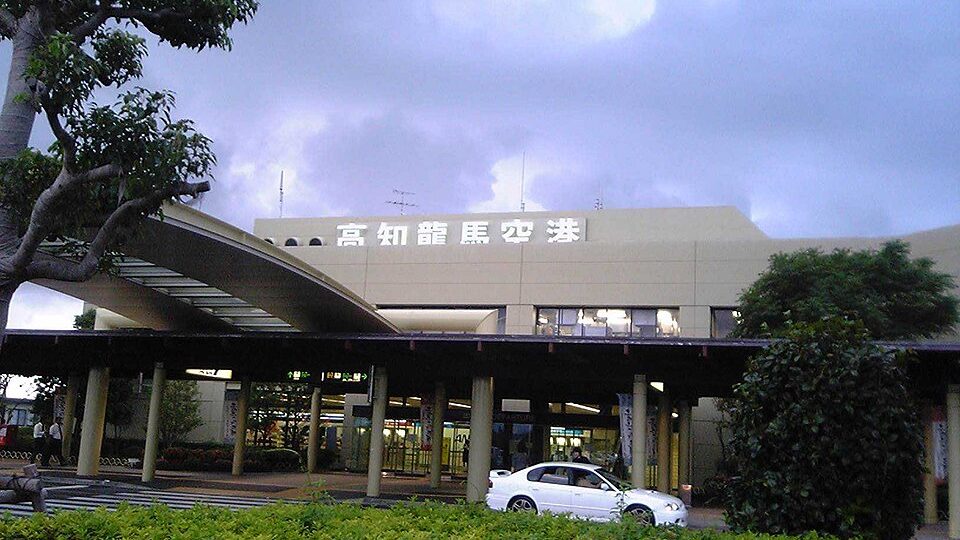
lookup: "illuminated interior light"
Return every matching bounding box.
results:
[650,382,665,392]
[672,412,679,418]
[449,401,471,409]
[565,402,600,413]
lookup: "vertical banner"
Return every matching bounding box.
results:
[933,405,947,483]
[617,393,633,466]
[223,399,238,443]
[420,393,435,451]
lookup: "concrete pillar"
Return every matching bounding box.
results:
[429,381,447,488]
[61,373,82,460]
[656,387,672,493]
[948,385,960,538]
[677,400,692,488]
[77,366,110,477]
[231,378,251,477]
[307,385,322,474]
[141,363,166,482]
[631,374,647,488]
[924,404,939,525]
[466,375,494,503]
[366,366,388,497]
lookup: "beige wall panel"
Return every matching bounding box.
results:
[365,262,521,285]
[522,242,696,263]
[695,260,768,285]
[368,245,522,265]
[521,261,695,285]
[288,248,370,265]
[366,283,521,306]
[506,305,536,331]
[694,283,750,307]
[520,283,695,306]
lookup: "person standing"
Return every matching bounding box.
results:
[42,417,64,467]
[29,419,45,464]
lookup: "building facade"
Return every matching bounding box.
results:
[246,206,959,486]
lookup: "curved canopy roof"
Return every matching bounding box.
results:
[34,203,397,334]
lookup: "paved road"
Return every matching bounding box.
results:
[0,486,301,518]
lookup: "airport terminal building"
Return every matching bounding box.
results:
[235,206,959,488]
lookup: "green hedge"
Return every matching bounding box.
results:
[157,446,303,472]
[0,501,832,540]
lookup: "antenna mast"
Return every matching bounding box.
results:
[594,184,604,210]
[386,189,418,216]
[279,170,284,218]
[519,151,526,212]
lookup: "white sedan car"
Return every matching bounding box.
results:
[486,462,687,526]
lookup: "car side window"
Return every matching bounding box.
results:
[527,466,572,485]
[571,469,605,490]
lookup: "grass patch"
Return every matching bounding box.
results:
[0,501,831,539]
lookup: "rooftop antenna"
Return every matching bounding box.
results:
[519,151,526,212]
[386,189,418,215]
[279,170,284,218]
[594,184,604,211]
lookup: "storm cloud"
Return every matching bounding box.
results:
[6,1,960,328]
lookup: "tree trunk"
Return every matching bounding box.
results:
[0,280,19,336]
[0,20,41,161]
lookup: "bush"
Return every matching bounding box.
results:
[157,446,303,472]
[725,318,923,540]
[0,500,833,539]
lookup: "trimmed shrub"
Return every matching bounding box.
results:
[725,318,923,540]
[0,500,834,539]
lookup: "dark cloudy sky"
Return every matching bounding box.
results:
[8,0,960,334]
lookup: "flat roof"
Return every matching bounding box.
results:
[6,330,958,402]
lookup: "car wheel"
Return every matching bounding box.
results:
[507,496,537,513]
[624,505,656,526]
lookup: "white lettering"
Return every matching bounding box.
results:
[546,218,582,243]
[417,221,448,245]
[377,223,409,246]
[501,219,534,244]
[460,221,490,244]
[336,223,368,246]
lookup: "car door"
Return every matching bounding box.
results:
[569,470,621,521]
[525,466,573,515]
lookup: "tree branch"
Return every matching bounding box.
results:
[23,180,210,282]
[69,1,111,44]
[40,94,77,170]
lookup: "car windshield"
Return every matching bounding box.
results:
[595,469,632,491]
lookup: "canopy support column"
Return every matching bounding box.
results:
[466,375,494,503]
[307,384,322,474]
[429,381,447,489]
[77,366,110,477]
[232,378,251,476]
[366,366,388,497]
[141,363,166,482]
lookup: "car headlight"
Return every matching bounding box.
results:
[664,502,682,512]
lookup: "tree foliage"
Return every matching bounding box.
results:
[732,240,958,340]
[249,382,311,450]
[105,377,134,447]
[158,379,202,448]
[725,317,923,540]
[0,1,257,330]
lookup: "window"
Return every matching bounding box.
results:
[284,238,299,247]
[536,307,681,337]
[527,465,573,484]
[571,469,605,489]
[309,237,323,246]
[711,308,740,338]
[263,238,275,245]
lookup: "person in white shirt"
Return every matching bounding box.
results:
[29,420,45,464]
[41,417,64,467]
